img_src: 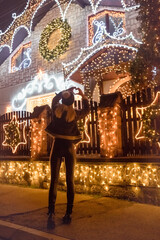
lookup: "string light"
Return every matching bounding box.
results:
[12,70,64,110]
[76,115,91,147]
[98,106,119,158]
[0,161,159,191]
[80,48,136,98]
[0,0,141,53]
[0,0,45,52]
[0,0,31,36]
[120,0,140,12]
[63,43,138,84]
[2,115,27,153]
[30,117,46,158]
[54,0,73,22]
[135,91,160,146]
[88,0,102,14]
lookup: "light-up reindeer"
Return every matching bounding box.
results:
[92,20,106,44]
[12,48,31,72]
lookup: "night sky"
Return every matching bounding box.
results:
[0,0,27,31]
[0,0,124,32]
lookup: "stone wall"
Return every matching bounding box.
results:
[0,160,160,206]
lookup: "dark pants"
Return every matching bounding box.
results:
[48,138,76,215]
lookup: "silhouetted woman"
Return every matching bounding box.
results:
[46,87,89,224]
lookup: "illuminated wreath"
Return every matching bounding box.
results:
[39,18,71,61]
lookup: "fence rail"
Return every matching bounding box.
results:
[0,87,159,158]
[0,101,101,157]
[76,100,100,155]
[121,86,160,156]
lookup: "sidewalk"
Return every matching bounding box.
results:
[0,184,160,240]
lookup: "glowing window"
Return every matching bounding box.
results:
[88,10,125,45]
[10,42,32,73]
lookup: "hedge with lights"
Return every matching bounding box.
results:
[39,18,71,61]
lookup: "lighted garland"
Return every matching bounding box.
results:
[140,104,160,144]
[39,18,71,61]
[136,92,160,147]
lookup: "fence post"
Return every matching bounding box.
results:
[98,92,123,158]
[30,105,51,159]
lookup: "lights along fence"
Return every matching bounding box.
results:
[75,100,100,155]
[0,100,101,157]
[1,89,159,158]
[121,86,160,156]
[0,111,32,156]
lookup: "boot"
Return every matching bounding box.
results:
[63,213,72,224]
[47,213,55,229]
[62,204,73,224]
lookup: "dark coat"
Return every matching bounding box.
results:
[45,92,89,143]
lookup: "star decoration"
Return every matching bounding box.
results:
[2,115,27,153]
[135,91,160,147]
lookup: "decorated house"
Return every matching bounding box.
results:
[0,0,160,202]
[0,0,141,113]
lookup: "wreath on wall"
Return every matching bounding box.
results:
[39,18,71,61]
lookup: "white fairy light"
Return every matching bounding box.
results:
[0,0,73,52]
[10,26,31,53]
[0,0,31,36]
[0,44,11,53]
[103,29,142,44]
[12,70,65,110]
[121,0,140,11]
[88,0,102,14]
[63,31,142,69]
[62,42,99,68]
[0,0,44,52]
[54,0,73,22]
[29,0,47,32]
[64,43,138,81]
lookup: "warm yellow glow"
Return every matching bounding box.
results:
[2,115,27,153]
[37,69,44,80]
[47,29,62,51]
[98,106,119,158]
[0,161,159,191]
[26,93,55,112]
[135,91,160,141]
[6,105,12,113]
